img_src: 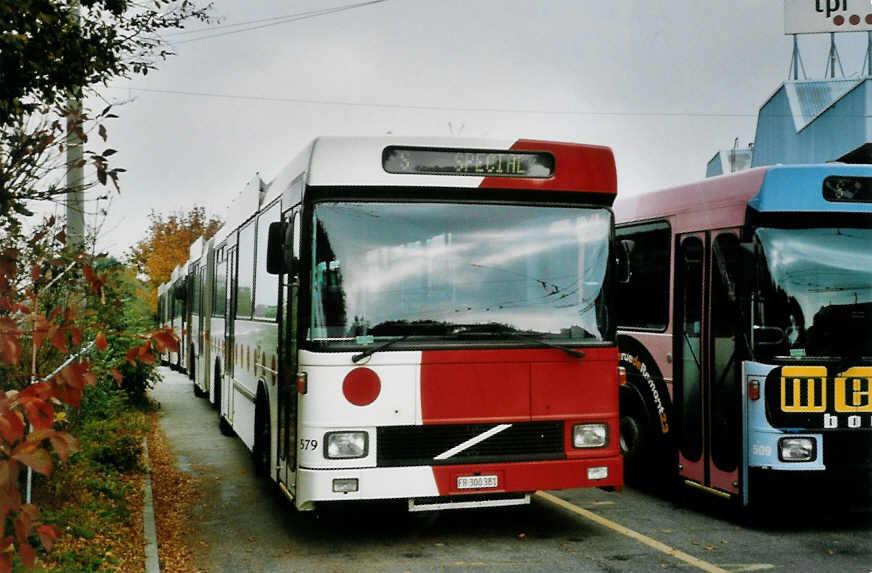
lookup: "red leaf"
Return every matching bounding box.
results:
[60,363,86,391]
[18,542,35,568]
[153,328,179,353]
[0,554,10,573]
[50,326,67,354]
[0,318,21,366]
[95,332,108,351]
[11,444,52,476]
[81,263,94,284]
[31,316,49,353]
[13,516,25,546]
[70,326,82,348]
[0,412,25,443]
[23,398,54,430]
[36,524,61,552]
[0,250,16,280]
[29,265,40,282]
[138,347,155,365]
[0,462,15,490]
[111,368,123,386]
[125,347,138,366]
[18,382,53,401]
[48,432,78,462]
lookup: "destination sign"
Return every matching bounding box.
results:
[823,176,872,203]
[382,146,555,178]
[767,365,872,429]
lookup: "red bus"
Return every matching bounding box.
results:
[172,137,624,511]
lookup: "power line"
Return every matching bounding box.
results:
[168,1,388,45]
[163,6,338,37]
[111,86,765,118]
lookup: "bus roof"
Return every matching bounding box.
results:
[615,168,767,232]
[750,164,872,214]
[616,164,872,232]
[302,137,617,194]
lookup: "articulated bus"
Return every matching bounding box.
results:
[615,165,872,507]
[168,137,624,511]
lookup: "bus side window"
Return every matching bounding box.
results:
[255,202,281,319]
[237,222,255,319]
[616,222,670,330]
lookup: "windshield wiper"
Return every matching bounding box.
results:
[351,335,410,363]
[507,331,586,359]
[451,326,585,359]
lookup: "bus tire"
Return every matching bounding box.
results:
[212,362,221,410]
[218,413,234,437]
[253,389,271,478]
[619,399,648,477]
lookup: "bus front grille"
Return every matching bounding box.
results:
[822,432,872,468]
[376,422,565,467]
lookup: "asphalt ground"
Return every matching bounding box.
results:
[150,366,872,573]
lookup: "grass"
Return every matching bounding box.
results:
[26,380,155,573]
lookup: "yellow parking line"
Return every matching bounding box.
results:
[535,491,729,573]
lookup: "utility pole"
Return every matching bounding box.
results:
[66,0,85,251]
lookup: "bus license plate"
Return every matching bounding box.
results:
[456,475,498,490]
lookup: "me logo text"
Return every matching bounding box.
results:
[780,366,872,413]
[781,366,826,412]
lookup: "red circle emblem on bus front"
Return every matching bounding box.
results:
[342,368,381,406]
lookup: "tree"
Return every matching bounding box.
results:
[1,1,209,569]
[127,207,223,311]
[0,218,178,571]
[0,0,212,226]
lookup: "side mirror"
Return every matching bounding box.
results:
[266,221,298,276]
[616,239,634,284]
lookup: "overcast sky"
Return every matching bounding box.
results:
[65,0,870,256]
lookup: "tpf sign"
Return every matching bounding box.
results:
[785,0,872,33]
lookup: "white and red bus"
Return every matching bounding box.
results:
[177,137,623,511]
[615,165,872,507]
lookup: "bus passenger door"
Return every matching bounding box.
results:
[277,209,300,492]
[675,231,742,497]
[707,232,742,496]
[675,234,706,486]
[224,246,237,424]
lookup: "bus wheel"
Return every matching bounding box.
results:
[218,413,234,437]
[619,408,648,479]
[253,392,271,478]
[212,364,221,410]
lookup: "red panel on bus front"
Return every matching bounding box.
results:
[420,348,617,425]
[479,140,617,194]
[430,457,623,495]
[420,350,531,424]
[530,347,618,419]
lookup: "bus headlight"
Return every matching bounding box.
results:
[573,423,609,448]
[778,437,816,462]
[325,431,368,459]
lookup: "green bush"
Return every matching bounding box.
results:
[116,358,161,407]
[72,380,147,472]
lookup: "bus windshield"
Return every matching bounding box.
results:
[310,202,612,344]
[754,227,872,360]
